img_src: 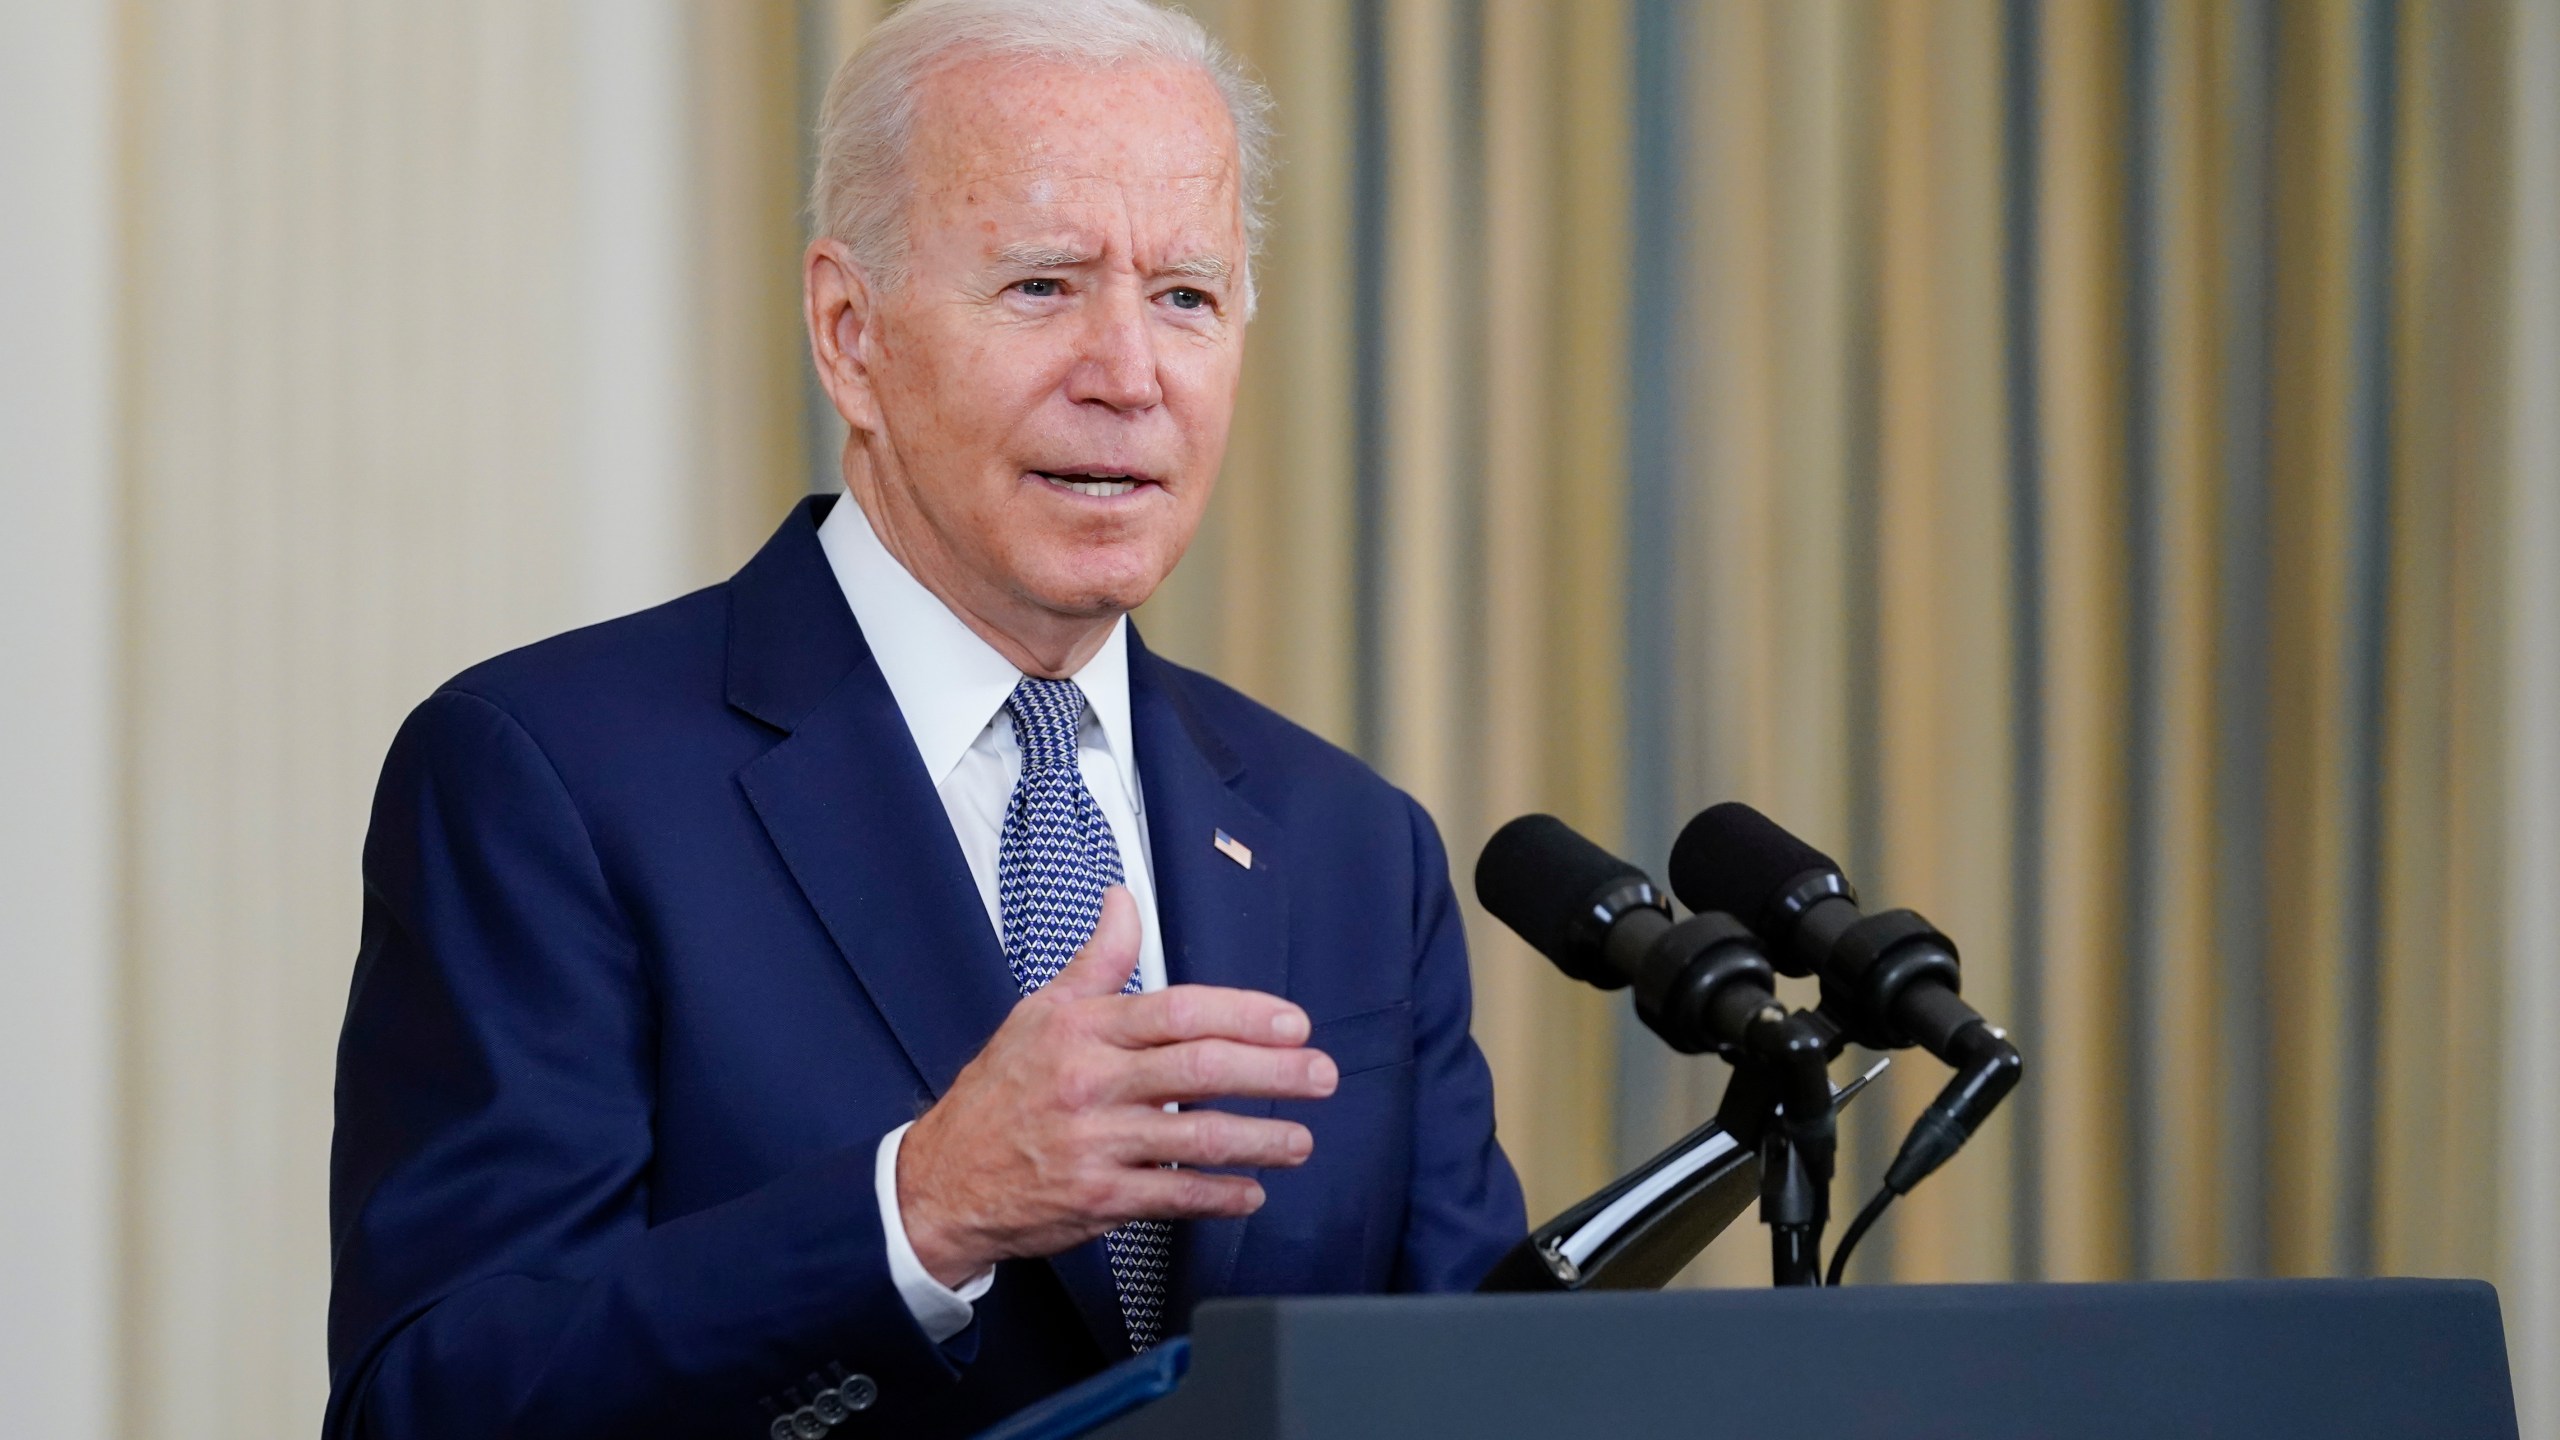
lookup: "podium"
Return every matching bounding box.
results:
[980,1279,2518,1440]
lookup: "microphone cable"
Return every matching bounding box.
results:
[1824,1184,1896,1287]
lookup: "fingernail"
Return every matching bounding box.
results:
[1245,1184,1267,1211]
[1271,1010,1308,1043]
[1310,1054,1338,1091]
[1288,1127,1313,1159]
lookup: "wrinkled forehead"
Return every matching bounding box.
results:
[904,53,1243,235]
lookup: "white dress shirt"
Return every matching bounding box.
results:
[816,495,1166,1345]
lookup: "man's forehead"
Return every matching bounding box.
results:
[907,55,1239,204]
[934,160,1231,204]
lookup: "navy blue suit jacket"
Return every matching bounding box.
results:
[326,498,1525,1439]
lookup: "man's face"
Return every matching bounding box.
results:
[845,54,1247,622]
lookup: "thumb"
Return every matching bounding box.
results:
[1047,886,1142,999]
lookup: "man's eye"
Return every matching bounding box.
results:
[1164,287,1208,311]
[1015,278,1063,298]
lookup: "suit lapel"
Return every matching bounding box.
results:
[1128,635,1289,1330]
[726,500,1133,1362]
[735,656,1018,1102]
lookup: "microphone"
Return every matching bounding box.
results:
[1668,802,2021,1195]
[1479,813,1844,1286]
[1473,814,1786,1055]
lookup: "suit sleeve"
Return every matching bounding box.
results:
[326,689,962,1440]
[1389,796,1530,1292]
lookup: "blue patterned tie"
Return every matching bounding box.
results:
[997,676,1172,1350]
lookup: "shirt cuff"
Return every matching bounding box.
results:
[876,1121,995,1344]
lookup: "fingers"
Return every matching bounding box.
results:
[1046,886,1143,1000]
[1115,1039,1338,1105]
[1117,1109,1315,1170]
[1112,1166,1270,1221]
[1102,983,1311,1049]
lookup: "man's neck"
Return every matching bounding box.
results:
[842,458,1118,682]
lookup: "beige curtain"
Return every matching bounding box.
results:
[1160,0,2537,1328]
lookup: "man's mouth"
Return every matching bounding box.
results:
[1032,469,1158,499]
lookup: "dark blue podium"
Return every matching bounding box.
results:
[978,1279,2517,1439]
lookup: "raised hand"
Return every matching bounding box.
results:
[896,886,1336,1287]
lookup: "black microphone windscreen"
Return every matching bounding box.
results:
[1473,814,1647,968]
[1667,802,1843,931]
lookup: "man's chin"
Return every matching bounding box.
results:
[995,518,1190,606]
[1015,553,1174,621]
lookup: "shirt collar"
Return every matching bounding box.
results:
[816,495,1138,800]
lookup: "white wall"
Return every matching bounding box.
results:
[109,5,707,1435]
[0,4,122,1436]
[0,5,789,1432]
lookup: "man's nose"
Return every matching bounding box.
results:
[1066,283,1163,412]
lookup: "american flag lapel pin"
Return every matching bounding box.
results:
[1212,828,1253,870]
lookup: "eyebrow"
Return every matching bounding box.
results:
[992,242,1096,270]
[1158,254,1233,284]
[988,242,1233,286]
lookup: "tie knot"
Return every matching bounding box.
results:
[1006,676,1089,771]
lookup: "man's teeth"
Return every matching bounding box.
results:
[1045,473,1138,498]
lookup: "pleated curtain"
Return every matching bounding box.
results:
[1151,0,2538,1314]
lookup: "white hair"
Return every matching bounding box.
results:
[810,0,1275,313]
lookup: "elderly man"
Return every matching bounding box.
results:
[325,1,1524,1436]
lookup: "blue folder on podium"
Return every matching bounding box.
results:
[974,1278,2519,1440]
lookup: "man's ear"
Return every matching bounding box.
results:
[804,238,884,435]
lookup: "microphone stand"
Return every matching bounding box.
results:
[1715,1006,1845,1287]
